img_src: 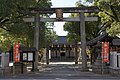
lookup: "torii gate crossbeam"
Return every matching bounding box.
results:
[23,17,98,22]
[29,6,98,13]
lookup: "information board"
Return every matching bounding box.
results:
[23,53,27,61]
[28,52,33,61]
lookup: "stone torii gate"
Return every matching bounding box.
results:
[23,6,99,70]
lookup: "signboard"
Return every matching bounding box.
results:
[23,53,27,61]
[14,42,20,63]
[28,52,33,61]
[102,42,109,62]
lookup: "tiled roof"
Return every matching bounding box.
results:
[20,47,37,51]
[87,33,108,46]
[112,39,120,46]
[52,36,68,44]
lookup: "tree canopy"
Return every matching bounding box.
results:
[94,0,120,36]
[64,0,120,44]
[63,1,100,43]
[0,0,120,51]
[0,0,57,51]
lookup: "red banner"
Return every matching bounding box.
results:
[14,42,20,63]
[102,42,109,62]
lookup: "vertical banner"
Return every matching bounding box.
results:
[102,42,109,62]
[14,42,20,63]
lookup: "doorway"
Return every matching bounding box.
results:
[60,52,66,59]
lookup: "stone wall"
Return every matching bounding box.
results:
[12,63,27,74]
[109,68,120,77]
[92,60,109,74]
[0,67,11,77]
[0,63,27,77]
[93,64,120,77]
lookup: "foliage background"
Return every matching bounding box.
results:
[0,0,58,51]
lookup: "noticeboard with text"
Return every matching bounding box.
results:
[102,42,109,62]
[20,47,36,62]
[21,52,35,62]
[14,42,20,63]
[28,52,33,61]
[23,53,27,61]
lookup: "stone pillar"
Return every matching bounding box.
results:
[34,12,40,70]
[80,12,87,70]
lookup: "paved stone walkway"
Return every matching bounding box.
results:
[0,62,120,80]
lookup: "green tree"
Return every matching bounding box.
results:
[0,0,56,51]
[94,0,120,36]
[63,1,100,43]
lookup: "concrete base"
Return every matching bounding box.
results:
[109,68,120,77]
[0,67,11,77]
[12,63,27,75]
[92,61,109,74]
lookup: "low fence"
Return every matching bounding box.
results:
[109,52,120,77]
[0,53,10,77]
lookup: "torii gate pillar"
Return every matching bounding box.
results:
[34,12,40,70]
[80,12,87,70]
